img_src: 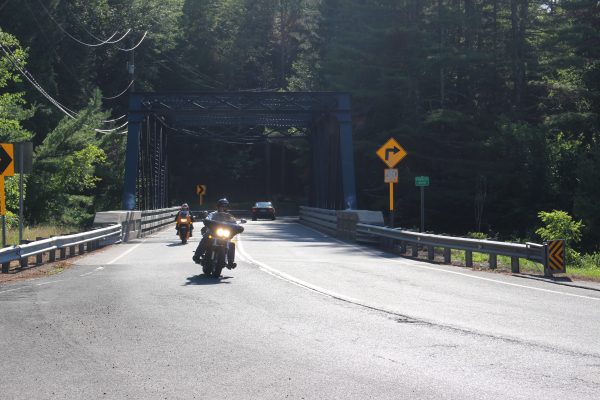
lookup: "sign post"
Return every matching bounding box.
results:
[376,138,407,227]
[196,184,206,206]
[415,176,430,232]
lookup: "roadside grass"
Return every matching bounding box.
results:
[450,249,600,281]
[3,225,78,246]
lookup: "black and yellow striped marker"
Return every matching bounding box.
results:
[546,239,566,274]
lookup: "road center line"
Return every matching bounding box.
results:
[107,243,143,265]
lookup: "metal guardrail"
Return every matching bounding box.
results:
[141,207,179,236]
[299,206,338,235]
[357,223,545,272]
[0,224,122,273]
[299,206,549,274]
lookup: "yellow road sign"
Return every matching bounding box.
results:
[547,240,566,273]
[376,138,407,168]
[0,143,14,176]
[196,184,206,196]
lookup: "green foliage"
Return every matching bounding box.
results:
[578,252,600,270]
[1,0,600,254]
[535,210,583,245]
[536,210,584,265]
[467,232,488,240]
[0,30,34,142]
[4,175,25,212]
[4,211,19,230]
[28,91,108,227]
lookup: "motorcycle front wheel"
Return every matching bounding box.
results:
[212,250,226,278]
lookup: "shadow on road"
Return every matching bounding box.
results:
[167,242,193,247]
[185,274,232,285]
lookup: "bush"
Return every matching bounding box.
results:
[577,252,600,269]
[4,211,19,229]
[467,231,488,240]
[535,210,584,267]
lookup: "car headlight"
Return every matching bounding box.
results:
[216,228,231,238]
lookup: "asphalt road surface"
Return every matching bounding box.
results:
[1,218,599,399]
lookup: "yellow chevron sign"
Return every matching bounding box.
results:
[547,240,566,273]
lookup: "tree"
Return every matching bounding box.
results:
[28,90,108,226]
[0,30,35,142]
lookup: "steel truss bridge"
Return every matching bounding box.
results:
[122,92,357,211]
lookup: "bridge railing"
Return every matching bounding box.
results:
[0,224,122,273]
[299,206,547,274]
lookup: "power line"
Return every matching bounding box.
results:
[95,120,128,133]
[111,31,148,52]
[102,80,134,100]
[24,2,133,105]
[0,43,77,119]
[3,44,128,129]
[101,114,127,124]
[36,0,125,48]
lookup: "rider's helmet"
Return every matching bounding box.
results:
[217,198,229,211]
[181,203,189,210]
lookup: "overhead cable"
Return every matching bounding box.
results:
[36,0,125,48]
[102,80,134,100]
[95,120,128,133]
[0,43,77,119]
[101,114,127,124]
[111,31,148,52]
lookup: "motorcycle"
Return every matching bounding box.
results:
[176,211,193,244]
[201,218,245,278]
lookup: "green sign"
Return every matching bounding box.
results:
[415,176,430,187]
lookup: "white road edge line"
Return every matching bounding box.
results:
[36,280,63,286]
[237,237,361,303]
[240,230,600,302]
[107,243,143,265]
[0,287,23,294]
[387,259,600,301]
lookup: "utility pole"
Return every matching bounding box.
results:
[128,37,135,91]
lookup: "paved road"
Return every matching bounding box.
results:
[1,218,599,399]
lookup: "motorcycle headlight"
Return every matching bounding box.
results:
[216,228,231,238]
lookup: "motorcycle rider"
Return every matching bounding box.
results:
[192,198,237,269]
[175,203,194,237]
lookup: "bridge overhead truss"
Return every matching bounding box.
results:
[123,92,357,210]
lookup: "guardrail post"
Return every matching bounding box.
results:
[36,237,43,265]
[411,243,418,257]
[465,251,473,268]
[60,248,66,259]
[444,248,451,263]
[427,246,434,261]
[79,243,85,255]
[400,241,406,254]
[20,257,28,269]
[69,245,75,258]
[49,249,56,262]
[489,254,497,269]
[511,257,520,273]
[2,262,9,273]
[465,250,473,268]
